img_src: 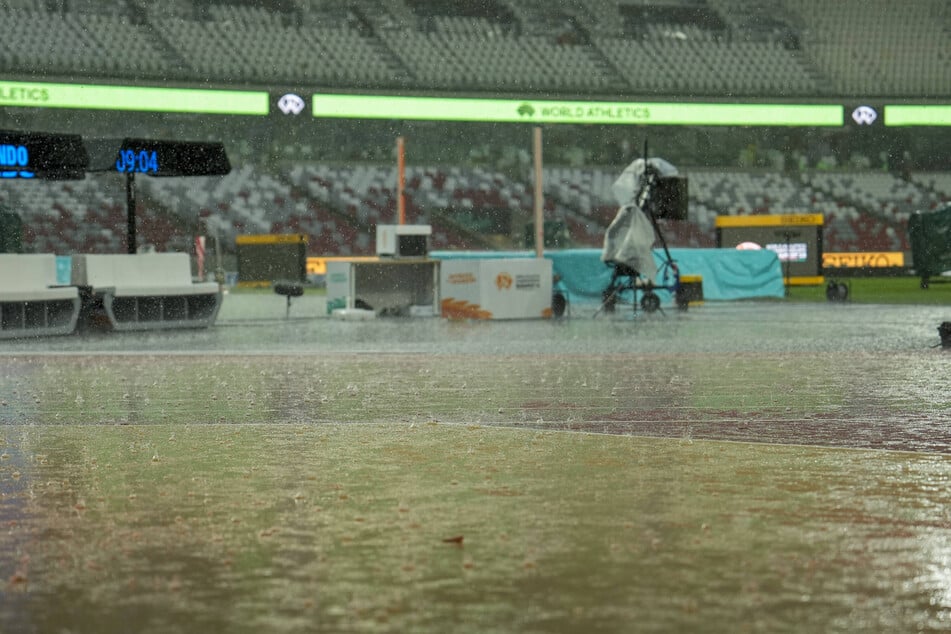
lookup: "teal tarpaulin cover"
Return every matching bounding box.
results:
[55,255,72,286]
[430,248,785,304]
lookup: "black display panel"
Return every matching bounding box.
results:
[0,130,88,180]
[236,236,307,285]
[86,138,231,177]
[397,234,428,257]
[649,176,688,220]
[717,221,823,280]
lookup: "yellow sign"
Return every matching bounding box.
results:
[785,276,825,286]
[715,214,824,227]
[823,252,904,268]
[306,256,378,276]
[236,233,307,245]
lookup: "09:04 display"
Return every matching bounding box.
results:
[115,149,159,174]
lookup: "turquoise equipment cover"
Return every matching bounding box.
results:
[430,248,785,304]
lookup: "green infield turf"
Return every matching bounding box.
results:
[785,276,951,304]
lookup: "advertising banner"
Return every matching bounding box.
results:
[441,258,552,320]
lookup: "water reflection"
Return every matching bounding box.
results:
[0,298,947,356]
[0,298,949,631]
[0,348,947,452]
[2,425,950,632]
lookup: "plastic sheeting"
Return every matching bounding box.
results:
[611,157,679,206]
[601,205,658,281]
[600,157,681,282]
[430,248,786,304]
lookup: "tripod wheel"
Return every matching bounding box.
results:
[640,291,660,313]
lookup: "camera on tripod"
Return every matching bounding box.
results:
[640,166,688,221]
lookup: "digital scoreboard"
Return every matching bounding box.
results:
[235,234,307,286]
[0,130,88,180]
[112,139,230,177]
[115,148,159,175]
[83,137,232,253]
[716,214,824,285]
[85,138,230,177]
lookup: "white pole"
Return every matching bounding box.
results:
[214,231,224,287]
[533,127,544,258]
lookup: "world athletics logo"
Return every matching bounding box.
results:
[0,85,50,104]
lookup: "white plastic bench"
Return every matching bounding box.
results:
[0,253,80,339]
[71,253,221,331]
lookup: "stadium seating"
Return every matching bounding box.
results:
[909,172,951,203]
[0,161,931,256]
[0,0,946,96]
[783,0,950,96]
[0,0,946,262]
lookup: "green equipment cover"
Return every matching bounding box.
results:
[907,204,951,287]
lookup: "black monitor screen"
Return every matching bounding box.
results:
[398,235,428,257]
[0,130,88,180]
[650,176,688,220]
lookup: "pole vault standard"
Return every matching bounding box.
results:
[396,136,406,225]
[390,130,546,254]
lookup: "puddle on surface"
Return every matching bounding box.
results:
[1,423,950,633]
[0,300,947,356]
[1,351,948,452]
[0,301,948,631]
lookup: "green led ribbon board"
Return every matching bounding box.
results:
[312,94,844,126]
[0,80,268,115]
[885,106,951,126]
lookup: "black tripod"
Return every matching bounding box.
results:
[597,155,682,316]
